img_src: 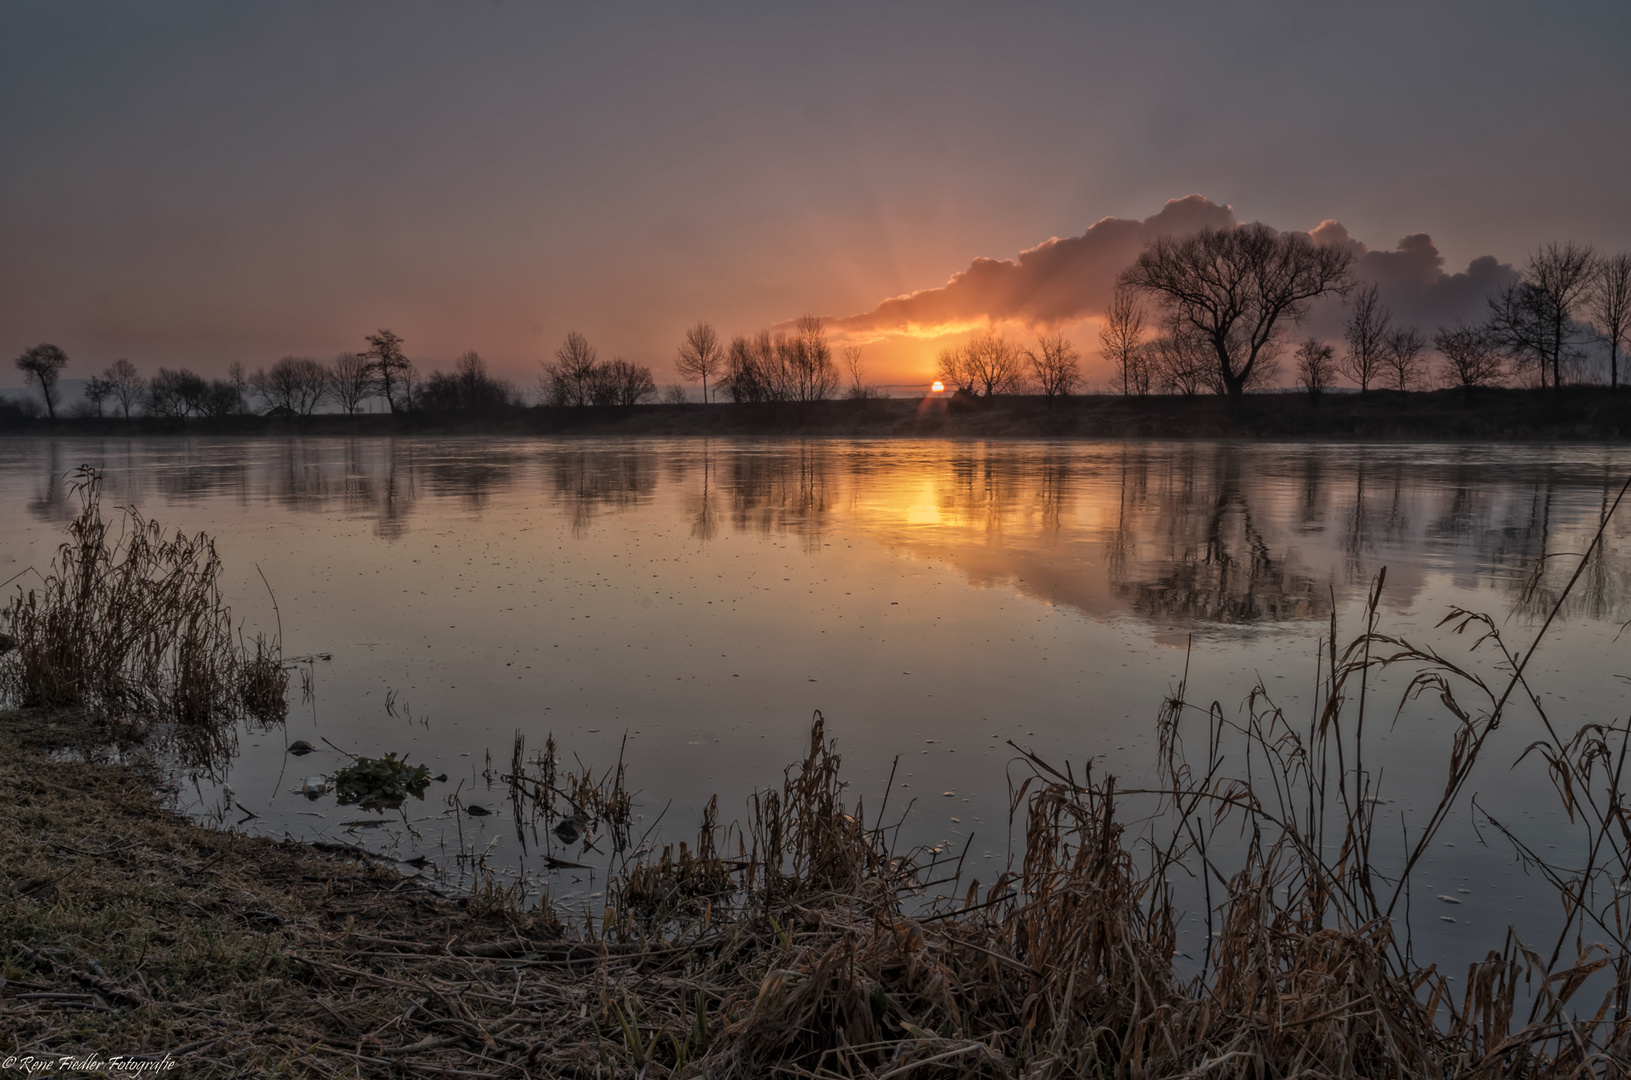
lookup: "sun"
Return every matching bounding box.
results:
[931,381,945,393]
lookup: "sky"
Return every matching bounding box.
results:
[3,1,1629,391]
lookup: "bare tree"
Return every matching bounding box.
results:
[330,352,374,413]
[662,383,688,405]
[1587,252,1631,390]
[253,357,330,415]
[104,358,144,418]
[364,329,410,411]
[1382,326,1428,391]
[147,368,208,417]
[1099,289,1147,397]
[1147,317,1212,396]
[1294,337,1335,401]
[842,345,869,399]
[1434,322,1505,390]
[82,375,113,417]
[603,358,657,406]
[1489,242,1595,389]
[540,331,600,407]
[1337,284,1391,393]
[675,321,724,403]
[227,362,249,413]
[722,334,772,402]
[1027,331,1081,402]
[956,331,1026,396]
[14,343,68,419]
[782,316,839,402]
[1119,223,1354,403]
[935,345,973,395]
[201,379,242,418]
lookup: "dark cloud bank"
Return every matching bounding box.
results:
[831,196,1517,342]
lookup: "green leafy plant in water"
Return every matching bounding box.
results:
[333,752,447,812]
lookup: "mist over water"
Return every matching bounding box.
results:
[4,435,1630,973]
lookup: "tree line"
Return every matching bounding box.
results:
[1104,232,1631,401]
[12,231,1628,420]
[8,330,525,420]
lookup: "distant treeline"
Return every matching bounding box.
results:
[8,229,1629,423]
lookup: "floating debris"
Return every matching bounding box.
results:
[554,812,589,845]
[1436,895,1462,905]
[287,740,318,756]
[298,776,328,798]
[465,804,494,817]
[333,753,447,813]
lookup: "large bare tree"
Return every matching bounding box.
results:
[1338,284,1391,393]
[675,321,724,403]
[1099,289,1147,397]
[1118,223,1354,403]
[14,343,68,419]
[1588,252,1631,390]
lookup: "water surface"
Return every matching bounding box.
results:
[4,435,1630,971]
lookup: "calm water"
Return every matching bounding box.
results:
[4,435,1630,970]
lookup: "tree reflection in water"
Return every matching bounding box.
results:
[13,437,1631,632]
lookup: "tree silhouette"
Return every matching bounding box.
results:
[1434,322,1505,390]
[82,375,113,417]
[1489,243,1594,388]
[364,329,410,412]
[330,352,374,413]
[1338,284,1391,393]
[1588,252,1631,391]
[103,359,144,418]
[1382,326,1428,391]
[14,343,68,419]
[1027,332,1081,402]
[1294,337,1335,401]
[1099,289,1147,396]
[675,321,724,403]
[1119,224,1354,403]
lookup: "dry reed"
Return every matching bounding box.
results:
[0,465,286,770]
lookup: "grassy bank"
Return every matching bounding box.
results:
[5,386,1631,441]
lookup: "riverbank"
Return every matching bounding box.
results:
[5,386,1631,440]
[0,706,578,1075]
[6,697,1631,1077]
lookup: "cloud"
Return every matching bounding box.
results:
[1303,223,1518,338]
[827,195,1237,339]
[826,197,1517,345]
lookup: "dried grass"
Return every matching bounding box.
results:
[0,466,286,771]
